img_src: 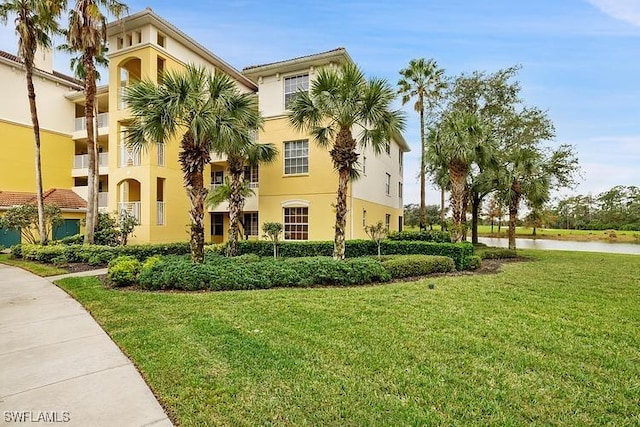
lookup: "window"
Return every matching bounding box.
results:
[284,74,309,109]
[244,165,259,188]
[211,213,224,236]
[362,156,366,175]
[243,212,259,237]
[385,142,391,155]
[385,214,391,230]
[284,207,308,240]
[212,170,224,189]
[157,33,166,48]
[157,57,165,83]
[399,151,403,174]
[385,173,391,195]
[284,140,309,175]
[362,209,367,227]
[398,182,403,200]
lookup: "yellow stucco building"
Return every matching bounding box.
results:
[0,9,408,246]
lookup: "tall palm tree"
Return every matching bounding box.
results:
[67,0,127,244]
[124,65,264,263]
[1,0,66,245]
[209,139,277,256]
[428,111,489,242]
[398,58,446,231]
[289,62,405,260]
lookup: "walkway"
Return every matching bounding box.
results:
[0,264,172,426]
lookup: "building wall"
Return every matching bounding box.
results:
[0,121,75,192]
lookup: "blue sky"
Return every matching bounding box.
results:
[1,0,638,205]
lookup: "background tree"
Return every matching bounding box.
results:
[398,58,446,230]
[0,204,62,244]
[289,62,405,259]
[67,0,127,244]
[402,203,420,228]
[125,66,261,263]
[1,0,66,244]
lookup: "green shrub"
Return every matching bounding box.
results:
[138,256,391,291]
[464,255,482,270]
[51,254,69,266]
[10,244,22,258]
[233,239,472,269]
[58,234,83,245]
[107,256,141,287]
[381,255,455,278]
[479,248,518,260]
[387,230,452,243]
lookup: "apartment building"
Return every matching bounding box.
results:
[0,8,408,246]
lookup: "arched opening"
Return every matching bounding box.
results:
[118,57,142,109]
[117,178,141,223]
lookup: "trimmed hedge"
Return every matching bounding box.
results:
[231,239,473,270]
[138,256,391,291]
[479,248,518,260]
[464,255,482,270]
[107,256,141,287]
[381,255,455,278]
[19,242,190,265]
[387,230,452,243]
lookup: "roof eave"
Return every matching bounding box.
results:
[242,49,352,79]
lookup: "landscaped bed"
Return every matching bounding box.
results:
[55,250,640,426]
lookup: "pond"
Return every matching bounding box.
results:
[478,237,640,255]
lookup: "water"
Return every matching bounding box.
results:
[478,237,640,255]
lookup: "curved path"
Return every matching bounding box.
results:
[0,264,172,426]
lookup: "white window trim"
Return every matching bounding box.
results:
[283,140,309,176]
[283,73,310,111]
[282,204,310,241]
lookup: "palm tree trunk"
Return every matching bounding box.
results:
[440,186,446,229]
[227,156,245,257]
[331,127,358,260]
[419,103,426,231]
[508,181,522,250]
[334,167,350,259]
[448,161,467,242]
[179,132,209,263]
[83,54,97,244]
[25,62,47,245]
[471,191,480,245]
[92,105,100,227]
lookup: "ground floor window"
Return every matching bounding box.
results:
[385,214,391,231]
[211,213,224,236]
[243,212,259,237]
[284,207,308,240]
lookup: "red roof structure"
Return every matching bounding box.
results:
[0,189,87,210]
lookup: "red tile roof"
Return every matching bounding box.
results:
[0,50,82,87]
[0,189,87,210]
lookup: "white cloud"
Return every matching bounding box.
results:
[586,0,640,26]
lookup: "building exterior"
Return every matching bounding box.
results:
[0,8,408,246]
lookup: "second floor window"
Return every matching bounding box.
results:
[244,165,259,188]
[284,140,309,175]
[385,173,391,195]
[284,74,309,109]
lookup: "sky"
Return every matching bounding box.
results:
[0,0,638,206]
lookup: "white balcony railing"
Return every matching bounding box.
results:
[73,152,108,169]
[118,202,141,223]
[118,87,127,110]
[157,202,165,225]
[74,112,109,132]
[119,145,140,167]
[98,192,108,208]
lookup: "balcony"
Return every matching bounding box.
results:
[72,187,108,208]
[119,145,141,167]
[118,202,141,223]
[72,153,108,177]
[208,188,259,212]
[72,113,109,140]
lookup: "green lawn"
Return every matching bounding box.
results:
[0,253,67,276]
[476,225,640,243]
[57,250,640,426]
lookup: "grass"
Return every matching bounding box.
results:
[0,253,67,276]
[476,225,640,243]
[56,250,640,426]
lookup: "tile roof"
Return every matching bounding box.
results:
[0,50,82,87]
[243,48,347,71]
[0,189,87,210]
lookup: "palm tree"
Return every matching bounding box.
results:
[67,0,127,244]
[206,141,278,256]
[428,111,489,242]
[1,0,66,245]
[398,58,446,231]
[289,62,405,259]
[124,65,264,263]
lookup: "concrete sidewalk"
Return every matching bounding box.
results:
[0,264,172,427]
